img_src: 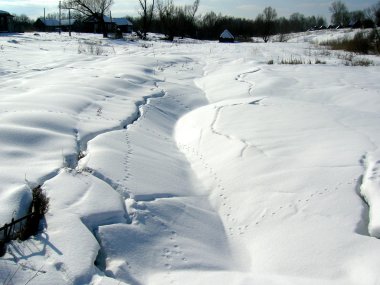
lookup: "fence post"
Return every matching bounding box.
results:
[0,240,6,257]
[11,218,15,239]
[4,223,9,241]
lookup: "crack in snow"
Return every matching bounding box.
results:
[235,68,261,97]
[210,99,268,158]
[17,78,169,283]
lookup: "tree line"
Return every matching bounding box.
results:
[10,0,380,41]
[134,0,380,41]
[329,0,380,27]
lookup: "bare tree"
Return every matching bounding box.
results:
[349,10,365,23]
[62,0,114,37]
[256,6,277,43]
[374,1,380,26]
[329,0,350,26]
[186,0,199,21]
[12,14,34,32]
[157,0,200,40]
[157,0,176,40]
[138,0,155,39]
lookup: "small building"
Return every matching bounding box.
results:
[112,18,133,33]
[350,20,362,29]
[0,10,14,33]
[362,19,375,29]
[84,15,133,34]
[34,18,59,32]
[219,29,234,43]
[60,19,78,31]
[34,18,77,32]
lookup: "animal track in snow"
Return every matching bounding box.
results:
[177,143,240,237]
[178,143,361,238]
[160,229,189,285]
[123,132,133,190]
[249,177,359,230]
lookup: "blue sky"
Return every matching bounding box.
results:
[2,0,378,21]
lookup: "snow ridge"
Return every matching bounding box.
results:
[360,149,380,238]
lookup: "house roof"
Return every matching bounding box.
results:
[113,18,133,26]
[61,19,76,26]
[86,15,132,26]
[38,18,76,26]
[220,29,234,39]
[0,10,13,16]
[102,15,113,23]
[39,19,60,26]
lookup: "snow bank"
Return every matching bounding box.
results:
[360,149,380,238]
[0,184,31,230]
[40,170,126,284]
[176,40,380,284]
[98,197,233,285]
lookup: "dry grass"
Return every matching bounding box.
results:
[320,30,380,55]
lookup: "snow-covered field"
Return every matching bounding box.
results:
[1,29,380,285]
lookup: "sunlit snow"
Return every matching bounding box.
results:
[1,30,380,285]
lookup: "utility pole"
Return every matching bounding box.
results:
[68,8,71,36]
[59,1,62,34]
[110,11,113,33]
[43,8,46,32]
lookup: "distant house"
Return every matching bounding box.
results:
[84,15,133,34]
[0,10,14,32]
[362,19,375,29]
[34,18,78,32]
[112,18,133,33]
[34,19,59,32]
[350,20,362,29]
[60,19,78,31]
[219,29,234,43]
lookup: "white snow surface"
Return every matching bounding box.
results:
[1,30,380,285]
[361,149,380,238]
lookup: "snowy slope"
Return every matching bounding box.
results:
[1,31,380,285]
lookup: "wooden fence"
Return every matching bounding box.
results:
[0,212,38,241]
[0,185,48,256]
[0,212,40,257]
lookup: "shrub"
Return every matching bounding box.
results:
[78,41,107,55]
[267,59,274,64]
[315,59,326,64]
[336,52,374,66]
[32,185,49,216]
[368,29,380,54]
[280,56,304,64]
[320,29,380,55]
[275,33,289,42]
[114,28,123,39]
[346,58,373,66]
[19,186,49,240]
